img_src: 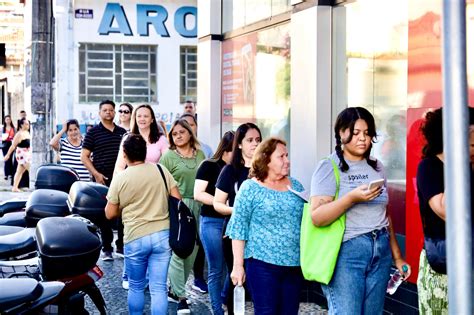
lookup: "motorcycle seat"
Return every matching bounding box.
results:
[0,199,27,217]
[0,212,26,227]
[0,226,23,236]
[0,278,64,314]
[0,278,42,311]
[0,228,36,260]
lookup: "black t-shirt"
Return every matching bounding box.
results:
[215,164,250,209]
[82,122,126,187]
[417,156,445,239]
[195,159,226,218]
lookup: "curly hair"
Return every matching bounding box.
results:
[250,137,287,181]
[420,108,443,158]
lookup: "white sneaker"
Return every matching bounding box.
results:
[122,280,129,290]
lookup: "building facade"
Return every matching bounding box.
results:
[0,0,25,124]
[197,0,474,311]
[52,0,197,127]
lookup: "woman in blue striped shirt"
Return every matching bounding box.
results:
[50,119,90,181]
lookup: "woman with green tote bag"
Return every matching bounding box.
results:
[309,107,410,314]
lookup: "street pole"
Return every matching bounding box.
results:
[30,0,53,185]
[441,1,472,314]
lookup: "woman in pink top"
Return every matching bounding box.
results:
[115,104,169,173]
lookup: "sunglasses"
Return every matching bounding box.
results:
[118,110,130,114]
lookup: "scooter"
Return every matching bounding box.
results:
[0,188,70,260]
[0,216,107,314]
[0,163,80,227]
[0,278,65,314]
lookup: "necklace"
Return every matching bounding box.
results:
[175,149,198,170]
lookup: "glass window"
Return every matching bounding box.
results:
[222,0,291,33]
[333,0,408,249]
[221,23,291,147]
[180,46,198,103]
[78,44,157,103]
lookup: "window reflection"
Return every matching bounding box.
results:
[221,24,291,147]
[222,0,291,33]
[336,0,408,245]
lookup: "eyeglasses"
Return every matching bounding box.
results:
[118,110,130,114]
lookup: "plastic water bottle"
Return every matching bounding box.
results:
[234,285,245,315]
[386,265,408,295]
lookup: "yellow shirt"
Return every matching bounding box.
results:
[107,162,177,244]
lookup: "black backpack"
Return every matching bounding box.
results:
[156,164,196,259]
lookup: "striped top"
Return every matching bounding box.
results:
[60,138,90,181]
[83,122,127,186]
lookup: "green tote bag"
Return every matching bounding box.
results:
[300,158,345,285]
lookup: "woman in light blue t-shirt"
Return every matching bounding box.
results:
[227,137,305,315]
[310,107,411,315]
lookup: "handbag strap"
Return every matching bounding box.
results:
[326,158,340,200]
[156,164,169,193]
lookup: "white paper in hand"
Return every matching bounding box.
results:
[287,186,309,202]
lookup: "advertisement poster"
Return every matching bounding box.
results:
[221,33,258,130]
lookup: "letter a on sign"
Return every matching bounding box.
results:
[98,3,133,36]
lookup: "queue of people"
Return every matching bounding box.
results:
[2,100,467,315]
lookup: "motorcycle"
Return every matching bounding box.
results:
[0,278,65,314]
[0,216,107,314]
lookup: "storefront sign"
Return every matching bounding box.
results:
[75,9,93,19]
[98,3,197,38]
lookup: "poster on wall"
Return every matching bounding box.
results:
[221,33,258,127]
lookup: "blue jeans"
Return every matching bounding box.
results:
[200,216,226,315]
[245,258,303,315]
[322,228,392,315]
[125,230,172,315]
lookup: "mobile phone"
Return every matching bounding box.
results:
[367,178,385,191]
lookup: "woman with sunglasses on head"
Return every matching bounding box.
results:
[160,119,206,314]
[2,115,16,180]
[213,123,261,314]
[118,103,133,131]
[50,119,90,181]
[4,118,31,192]
[193,131,235,315]
[114,104,169,173]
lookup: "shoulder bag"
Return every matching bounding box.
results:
[157,164,197,259]
[300,158,344,284]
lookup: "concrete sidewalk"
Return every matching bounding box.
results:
[0,157,32,202]
[0,154,326,314]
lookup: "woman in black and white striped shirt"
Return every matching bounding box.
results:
[50,119,90,181]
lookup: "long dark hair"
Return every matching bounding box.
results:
[420,108,443,158]
[18,117,29,130]
[3,115,15,132]
[334,107,378,172]
[130,104,164,144]
[211,130,235,161]
[230,123,261,170]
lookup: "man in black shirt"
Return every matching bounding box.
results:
[81,100,126,260]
